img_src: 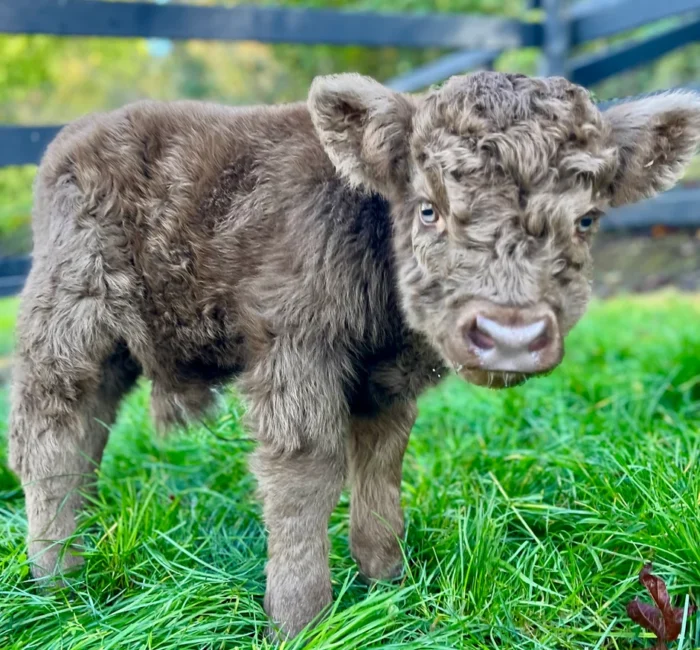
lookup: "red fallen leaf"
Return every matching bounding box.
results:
[640,564,680,640]
[626,563,697,649]
[626,598,667,649]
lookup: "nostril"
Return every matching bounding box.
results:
[528,318,554,352]
[467,321,495,350]
[529,331,550,352]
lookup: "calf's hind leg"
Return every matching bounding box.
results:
[9,295,139,577]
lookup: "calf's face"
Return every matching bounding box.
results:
[309,72,700,388]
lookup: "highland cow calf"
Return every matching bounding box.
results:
[9,71,700,638]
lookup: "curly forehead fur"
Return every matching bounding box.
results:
[411,73,616,215]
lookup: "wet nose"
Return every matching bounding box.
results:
[464,307,560,374]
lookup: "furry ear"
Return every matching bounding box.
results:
[602,91,700,206]
[308,73,415,197]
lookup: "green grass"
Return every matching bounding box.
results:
[0,297,18,358]
[0,293,699,649]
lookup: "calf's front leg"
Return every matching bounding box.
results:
[348,400,416,581]
[244,344,348,639]
[252,447,345,638]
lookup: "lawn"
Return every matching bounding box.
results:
[0,293,699,649]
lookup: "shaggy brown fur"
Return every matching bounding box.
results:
[9,71,700,638]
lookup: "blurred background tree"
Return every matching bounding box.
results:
[1,0,699,255]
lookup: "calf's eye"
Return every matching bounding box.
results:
[419,201,438,226]
[576,214,596,234]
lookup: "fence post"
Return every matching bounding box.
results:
[539,0,569,77]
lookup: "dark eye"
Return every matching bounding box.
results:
[576,214,596,234]
[419,201,438,225]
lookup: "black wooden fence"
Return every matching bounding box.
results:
[0,0,699,296]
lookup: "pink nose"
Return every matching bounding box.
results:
[464,308,560,374]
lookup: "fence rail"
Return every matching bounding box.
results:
[0,125,62,168]
[571,16,700,87]
[388,49,501,92]
[0,0,538,49]
[570,0,700,44]
[0,257,31,298]
[0,0,699,294]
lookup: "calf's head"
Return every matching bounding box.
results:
[309,72,700,388]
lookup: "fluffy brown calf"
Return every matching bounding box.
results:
[9,71,700,638]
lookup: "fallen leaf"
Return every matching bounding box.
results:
[625,563,697,649]
[626,598,665,644]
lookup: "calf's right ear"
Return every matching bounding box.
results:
[308,73,415,198]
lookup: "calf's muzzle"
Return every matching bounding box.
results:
[457,301,562,375]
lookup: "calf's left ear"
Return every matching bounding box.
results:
[308,73,415,198]
[602,91,700,207]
